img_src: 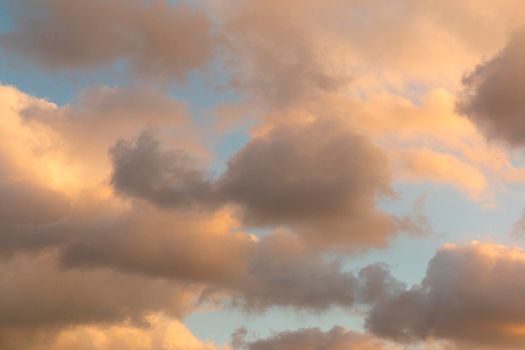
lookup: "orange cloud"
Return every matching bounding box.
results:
[2,0,212,81]
[1,314,226,350]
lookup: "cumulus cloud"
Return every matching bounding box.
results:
[57,207,252,286]
[230,242,525,349]
[232,326,392,350]
[0,84,399,318]
[0,251,197,330]
[110,131,216,210]
[0,84,200,253]
[109,117,415,250]
[105,103,431,250]
[55,207,361,311]
[218,118,409,249]
[366,242,525,348]
[0,191,368,343]
[459,30,525,146]
[19,85,201,192]
[23,85,189,135]
[218,0,525,108]
[298,88,525,202]
[227,232,359,311]
[0,315,224,350]
[9,81,525,350]
[0,199,371,314]
[219,0,350,107]
[2,0,212,80]
[23,86,189,160]
[4,0,525,91]
[5,2,525,349]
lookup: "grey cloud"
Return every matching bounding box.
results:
[109,118,415,251]
[232,326,389,350]
[110,131,216,210]
[220,0,349,107]
[2,0,212,81]
[55,203,398,312]
[365,242,525,348]
[23,86,189,157]
[0,179,375,315]
[108,117,411,251]
[0,181,68,228]
[218,119,399,250]
[459,30,525,146]
[21,86,194,187]
[231,242,525,349]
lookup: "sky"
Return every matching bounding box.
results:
[2,1,525,349]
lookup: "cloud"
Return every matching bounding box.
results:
[0,191,367,340]
[0,315,224,350]
[365,242,525,348]
[218,118,405,250]
[22,86,189,157]
[19,85,199,192]
[231,242,525,349]
[0,180,70,256]
[57,206,252,286]
[5,2,525,349]
[108,117,414,251]
[219,0,350,107]
[226,232,359,311]
[299,88,525,202]
[0,82,375,344]
[0,84,200,255]
[110,131,216,210]
[391,147,488,200]
[0,198,370,313]
[459,30,525,146]
[56,207,361,311]
[0,251,197,330]
[0,177,381,314]
[0,84,397,316]
[218,0,525,108]
[2,0,212,80]
[231,326,393,350]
